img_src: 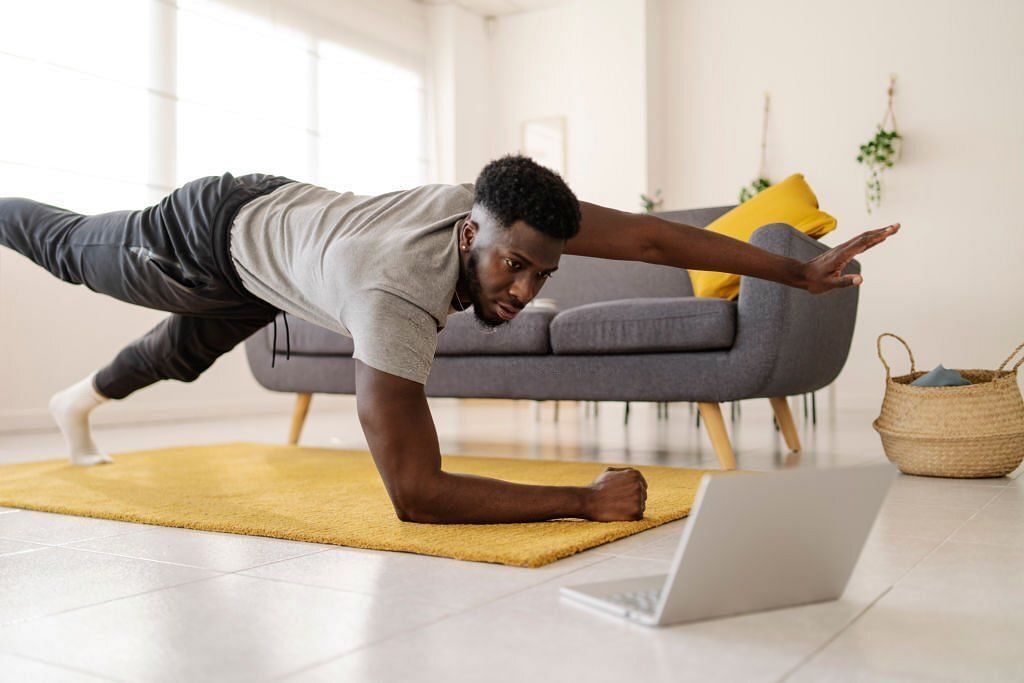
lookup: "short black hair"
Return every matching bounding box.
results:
[473,154,580,240]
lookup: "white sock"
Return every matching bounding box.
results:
[48,372,113,466]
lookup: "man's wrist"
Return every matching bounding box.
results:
[784,258,810,290]
[576,485,595,521]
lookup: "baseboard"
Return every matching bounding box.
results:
[0,394,297,434]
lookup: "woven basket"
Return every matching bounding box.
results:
[873,333,1024,478]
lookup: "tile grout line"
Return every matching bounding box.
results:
[0,548,353,657]
[267,554,620,682]
[0,544,340,630]
[776,585,894,683]
[44,541,332,574]
[0,571,226,631]
[0,649,128,683]
[234,549,615,607]
[224,547,336,574]
[778,484,998,681]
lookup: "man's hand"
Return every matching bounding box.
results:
[586,467,648,521]
[800,223,900,294]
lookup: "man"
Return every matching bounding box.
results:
[0,155,899,524]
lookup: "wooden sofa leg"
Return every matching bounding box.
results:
[769,397,802,452]
[289,393,313,445]
[697,402,737,470]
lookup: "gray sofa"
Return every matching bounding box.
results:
[244,205,861,470]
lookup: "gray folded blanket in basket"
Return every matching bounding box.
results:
[910,364,972,387]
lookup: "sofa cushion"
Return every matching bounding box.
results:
[269,307,557,357]
[550,297,736,354]
[436,307,556,355]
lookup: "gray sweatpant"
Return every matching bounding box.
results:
[0,172,294,399]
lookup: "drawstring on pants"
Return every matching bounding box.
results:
[270,310,291,368]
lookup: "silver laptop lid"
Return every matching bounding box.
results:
[655,462,896,624]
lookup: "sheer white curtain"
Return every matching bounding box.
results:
[0,0,430,427]
[176,0,428,195]
[0,0,429,210]
[0,0,156,211]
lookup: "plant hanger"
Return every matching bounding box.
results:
[856,74,902,213]
[739,91,772,203]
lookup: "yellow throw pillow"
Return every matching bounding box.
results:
[689,173,837,300]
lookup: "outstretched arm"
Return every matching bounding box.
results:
[354,360,647,524]
[568,201,900,294]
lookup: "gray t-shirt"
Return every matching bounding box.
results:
[229,181,475,384]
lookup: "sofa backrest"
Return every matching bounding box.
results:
[538,205,735,309]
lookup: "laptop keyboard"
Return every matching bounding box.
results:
[608,588,662,614]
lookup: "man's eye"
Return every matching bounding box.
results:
[539,272,553,280]
[504,258,521,270]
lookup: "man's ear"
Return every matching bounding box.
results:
[460,218,478,252]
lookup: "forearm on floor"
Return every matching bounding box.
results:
[398,470,591,524]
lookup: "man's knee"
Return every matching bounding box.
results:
[162,351,215,384]
[174,366,205,383]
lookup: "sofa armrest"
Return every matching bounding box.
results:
[732,223,861,398]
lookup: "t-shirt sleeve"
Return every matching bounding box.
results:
[344,288,439,385]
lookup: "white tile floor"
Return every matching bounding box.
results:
[0,396,1021,682]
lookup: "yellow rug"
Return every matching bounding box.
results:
[0,442,712,567]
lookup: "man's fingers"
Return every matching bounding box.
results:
[866,222,900,238]
[862,223,901,247]
[808,223,896,293]
[850,223,900,246]
[860,229,894,247]
[831,224,899,262]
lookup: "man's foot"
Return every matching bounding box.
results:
[48,372,113,466]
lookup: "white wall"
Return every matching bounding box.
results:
[426,3,493,184]
[660,0,1024,408]
[0,0,429,432]
[489,0,652,209]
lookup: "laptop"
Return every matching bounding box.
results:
[560,462,897,626]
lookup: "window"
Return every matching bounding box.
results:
[0,0,430,206]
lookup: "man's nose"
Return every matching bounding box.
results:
[509,274,539,307]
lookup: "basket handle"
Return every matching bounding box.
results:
[877,332,917,380]
[996,340,1024,374]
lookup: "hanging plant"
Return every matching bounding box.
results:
[640,188,663,213]
[739,177,771,203]
[738,92,773,203]
[856,74,902,213]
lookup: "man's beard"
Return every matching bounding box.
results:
[464,249,508,330]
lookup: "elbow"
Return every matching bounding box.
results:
[390,498,439,524]
[392,504,415,523]
[387,474,444,524]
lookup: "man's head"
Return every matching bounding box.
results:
[457,154,580,328]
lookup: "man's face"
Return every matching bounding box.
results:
[459,212,563,328]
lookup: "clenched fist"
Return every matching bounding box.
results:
[585,466,648,521]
